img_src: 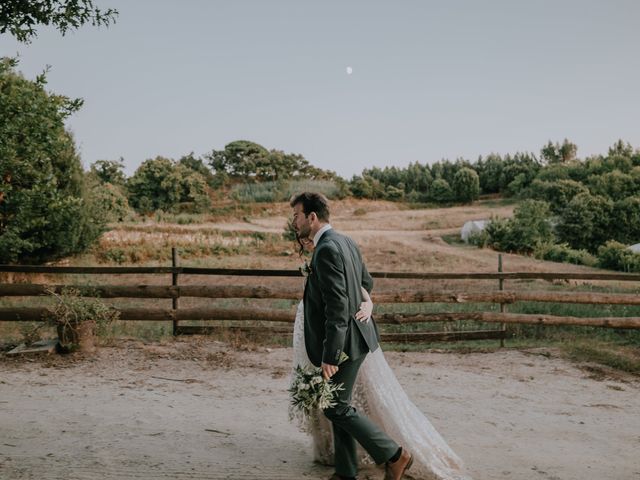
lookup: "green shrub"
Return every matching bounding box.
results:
[588,170,636,201]
[597,241,640,272]
[484,200,553,253]
[467,230,490,248]
[528,179,589,214]
[534,242,597,266]
[88,181,134,222]
[499,153,540,195]
[535,163,572,182]
[384,185,405,201]
[127,158,210,213]
[484,216,512,250]
[429,178,453,203]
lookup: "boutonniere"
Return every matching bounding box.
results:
[299,261,312,277]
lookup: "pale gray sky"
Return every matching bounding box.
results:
[2,0,639,177]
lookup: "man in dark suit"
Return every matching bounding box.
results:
[290,192,413,480]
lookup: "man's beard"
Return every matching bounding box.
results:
[297,223,311,239]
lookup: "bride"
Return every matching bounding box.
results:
[290,236,472,480]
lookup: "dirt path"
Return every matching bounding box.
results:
[1,340,639,480]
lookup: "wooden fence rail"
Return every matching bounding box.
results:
[2,306,640,329]
[3,264,640,281]
[2,284,640,306]
[2,261,640,344]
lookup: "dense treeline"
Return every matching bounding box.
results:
[348,139,640,272]
[349,152,538,203]
[463,140,640,272]
[349,139,640,204]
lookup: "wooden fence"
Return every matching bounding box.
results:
[2,252,640,344]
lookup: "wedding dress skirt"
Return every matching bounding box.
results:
[290,301,472,480]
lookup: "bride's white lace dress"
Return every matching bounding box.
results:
[290,301,472,480]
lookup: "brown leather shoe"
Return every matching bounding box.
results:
[384,448,413,480]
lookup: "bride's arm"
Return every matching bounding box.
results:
[355,286,373,323]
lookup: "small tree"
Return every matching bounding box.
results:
[89,158,126,187]
[499,152,540,195]
[206,140,269,181]
[508,200,554,253]
[587,171,636,201]
[126,157,176,213]
[384,184,405,201]
[484,200,553,254]
[87,179,133,222]
[349,175,384,200]
[477,154,503,194]
[608,139,634,158]
[541,139,578,164]
[167,164,211,213]
[404,161,432,195]
[178,153,216,188]
[611,197,640,245]
[0,59,104,263]
[528,179,589,214]
[349,175,372,199]
[429,178,453,203]
[556,193,613,252]
[452,167,480,203]
[127,157,210,214]
[535,163,572,182]
[605,155,633,173]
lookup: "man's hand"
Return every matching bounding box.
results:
[321,362,339,380]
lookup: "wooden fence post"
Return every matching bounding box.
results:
[172,247,179,336]
[498,254,505,347]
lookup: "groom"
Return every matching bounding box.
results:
[290,192,413,480]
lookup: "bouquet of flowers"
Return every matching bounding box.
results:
[289,365,344,418]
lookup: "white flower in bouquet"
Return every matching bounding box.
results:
[289,365,344,419]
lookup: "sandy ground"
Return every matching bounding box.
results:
[1,340,639,480]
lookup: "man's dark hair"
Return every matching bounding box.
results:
[289,192,330,222]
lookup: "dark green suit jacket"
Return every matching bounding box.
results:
[303,228,381,367]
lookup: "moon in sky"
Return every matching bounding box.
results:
[346,66,353,75]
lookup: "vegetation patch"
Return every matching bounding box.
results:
[562,342,640,376]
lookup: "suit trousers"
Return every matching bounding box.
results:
[323,353,399,477]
